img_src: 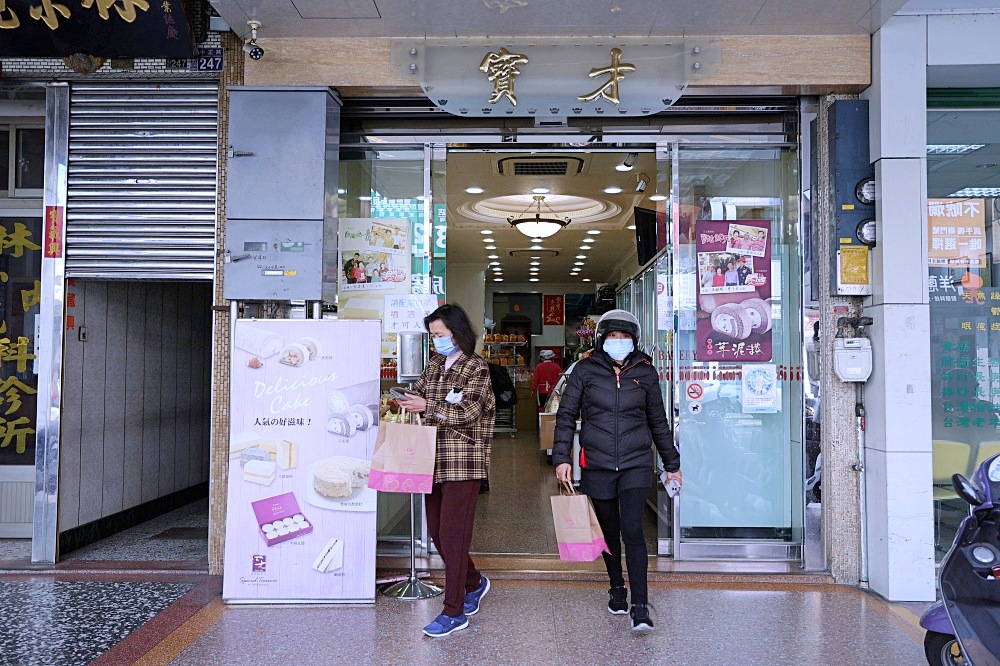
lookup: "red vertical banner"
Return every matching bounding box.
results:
[44,206,63,259]
[542,294,565,326]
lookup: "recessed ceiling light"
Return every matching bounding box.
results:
[648,194,667,201]
[481,230,493,235]
[582,278,591,282]
[358,196,372,201]
[531,187,550,194]
[486,245,497,250]
[531,237,543,243]
[603,186,622,194]
[488,255,499,259]
[531,245,543,250]
[489,261,501,266]
[584,239,596,244]
[574,261,585,266]
[529,278,539,282]
[579,246,590,250]
[627,225,636,230]
[466,186,485,194]
[576,255,587,259]
[494,278,503,282]
[530,261,540,266]
[615,164,633,172]
[587,230,601,235]
[530,256,541,259]
[337,188,347,195]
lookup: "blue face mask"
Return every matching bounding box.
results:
[603,338,634,361]
[433,336,458,355]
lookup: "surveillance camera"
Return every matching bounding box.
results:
[243,40,264,60]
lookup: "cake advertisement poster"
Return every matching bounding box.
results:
[223,319,380,603]
[695,220,773,362]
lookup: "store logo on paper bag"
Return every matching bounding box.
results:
[252,554,266,572]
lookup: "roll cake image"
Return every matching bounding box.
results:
[312,537,345,573]
[295,336,322,360]
[278,343,310,367]
[327,388,380,438]
[313,455,371,499]
[234,323,284,359]
[708,297,774,341]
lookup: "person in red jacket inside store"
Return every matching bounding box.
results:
[531,349,562,410]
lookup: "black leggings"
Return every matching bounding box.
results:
[590,487,648,604]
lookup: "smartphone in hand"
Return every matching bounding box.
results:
[659,472,682,498]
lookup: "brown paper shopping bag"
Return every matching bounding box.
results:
[367,411,437,494]
[550,481,610,561]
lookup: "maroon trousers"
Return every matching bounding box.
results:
[425,479,483,617]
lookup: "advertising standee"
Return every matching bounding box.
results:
[223,319,380,603]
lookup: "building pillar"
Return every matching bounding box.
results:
[861,15,936,601]
[208,31,245,576]
[815,95,864,584]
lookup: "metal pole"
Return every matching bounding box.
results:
[382,406,442,599]
[855,381,869,585]
[382,491,442,599]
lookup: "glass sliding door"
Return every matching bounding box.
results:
[671,143,804,558]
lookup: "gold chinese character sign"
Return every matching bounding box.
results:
[394,39,720,119]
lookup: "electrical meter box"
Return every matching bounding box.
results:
[224,220,324,300]
[834,337,873,382]
[828,100,875,296]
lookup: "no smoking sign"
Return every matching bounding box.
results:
[686,382,704,401]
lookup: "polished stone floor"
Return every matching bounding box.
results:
[0,429,934,665]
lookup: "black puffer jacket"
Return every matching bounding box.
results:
[553,349,679,473]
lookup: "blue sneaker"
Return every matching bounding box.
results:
[422,613,469,638]
[463,576,491,615]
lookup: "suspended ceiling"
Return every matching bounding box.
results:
[210,0,910,39]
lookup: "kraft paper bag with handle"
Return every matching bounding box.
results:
[550,480,610,561]
[367,410,437,494]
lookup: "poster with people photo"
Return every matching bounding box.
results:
[337,218,413,358]
[695,220,773,362]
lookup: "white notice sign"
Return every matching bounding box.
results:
[382,294,439,333]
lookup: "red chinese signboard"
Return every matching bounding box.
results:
[542,294,564,326]
[44,205,63,258]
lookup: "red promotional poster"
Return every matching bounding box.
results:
[542,294,565,326]
[695,220,773,362]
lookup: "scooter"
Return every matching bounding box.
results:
[920,452,1000,666]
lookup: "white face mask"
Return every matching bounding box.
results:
[603,338,634,361]
[433,336,458,355]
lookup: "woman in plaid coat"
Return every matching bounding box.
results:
[397,304,496,637]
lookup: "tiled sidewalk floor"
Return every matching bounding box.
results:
[0,575,928,666]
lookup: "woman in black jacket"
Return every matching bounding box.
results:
[553,309,681,632]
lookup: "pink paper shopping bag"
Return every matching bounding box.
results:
[550,481,610,561]
[367,412,436,494]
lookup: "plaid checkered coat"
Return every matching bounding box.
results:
[414,353,496,483]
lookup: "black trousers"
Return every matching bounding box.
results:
[590,487,649,605]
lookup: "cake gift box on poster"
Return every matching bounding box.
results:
[224,319,380,603]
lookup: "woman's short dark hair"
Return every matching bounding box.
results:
[424,303,478,356]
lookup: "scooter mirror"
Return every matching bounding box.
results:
[952,473,986,506]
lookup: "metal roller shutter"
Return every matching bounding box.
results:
[66,82,218,279]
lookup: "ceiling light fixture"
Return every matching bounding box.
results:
[531,187,550,194]
[529,278,539,282]
[530,261,541,266]
[494,278,503,282]
[604,186,623,194]
[582,278,591,282]
[485,245,497,250]
[615,152,638,171]
[488,255,500,259]
[587,230,601,235]
[635,173,649,193]
[481,230,493,235]
[531,237,543,243]
[574,261,585,266]
[508,195,571,238]
[576,255,587,259]
[466,186,485,194]
[531,244,544,250]
[627,225,636,230]
[584,238,596,244]
[648,194,667,201]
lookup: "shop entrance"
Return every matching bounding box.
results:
[339,105,808,566]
